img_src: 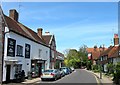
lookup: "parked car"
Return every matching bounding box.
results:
[41,69,61,81]
[59,68,66,77]
[70,67,75,71]
[60,67,70,75]
[68,67,72,73]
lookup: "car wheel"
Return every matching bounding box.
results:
[53,77,57,81]
[41,79,45,81]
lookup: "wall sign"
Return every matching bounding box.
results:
[25,44,31,58]
[7,38,16,57]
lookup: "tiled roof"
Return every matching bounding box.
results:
[5,15,47,46]
[100,46,120,58]
[108,46,120,58]
[57,51,64,58]
[86,47,107,60]
[42,35,52,45]
[100,46,113,56]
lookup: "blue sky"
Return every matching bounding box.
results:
[2,2,118,53]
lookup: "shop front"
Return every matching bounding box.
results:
[31,59,46,78]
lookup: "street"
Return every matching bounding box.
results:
[36,69,99,83]
[3,69,100,85]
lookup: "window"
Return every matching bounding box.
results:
[15,64,22,73]
[7,38,16,57]
[25,44,31,58]
[38,49,42,58]
[17,45,23,57]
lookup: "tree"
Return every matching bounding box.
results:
[64,45,88,68]
[78,45,88,67]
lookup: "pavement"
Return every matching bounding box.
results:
[21,78,40,84]
[85,69,115,84]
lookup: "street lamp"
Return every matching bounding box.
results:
[99,45,102,79]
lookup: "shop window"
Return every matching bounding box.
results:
[15,64,22,73]
[16,45,23,57]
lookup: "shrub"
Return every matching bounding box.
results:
[113,62,120,84]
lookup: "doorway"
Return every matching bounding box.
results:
[6,65,11,83]
[38,63,42,77]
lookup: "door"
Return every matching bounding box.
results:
[6,65,11,83]
[38,63,42,77]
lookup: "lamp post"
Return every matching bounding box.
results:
[99,46,102,79]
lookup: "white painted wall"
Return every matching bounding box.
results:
[113,57,120,64]
[3,31,50,81]
[104,64,108,72]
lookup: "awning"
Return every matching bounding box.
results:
[4,59,19,65]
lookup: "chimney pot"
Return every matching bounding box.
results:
[9,9,19,21]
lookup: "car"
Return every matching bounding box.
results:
[68,67,72,73]
[70,67,75,71]
[41,69,61,81]
[60,67,70,75]
[59,68,66,77]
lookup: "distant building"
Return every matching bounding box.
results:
[100,34,120,72]
[86,45,107,65]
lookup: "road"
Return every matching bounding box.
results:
[36,69,99,84]
[3,69,100,85]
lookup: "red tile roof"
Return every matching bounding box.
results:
[100,46,120,58]
[86,47,107,60]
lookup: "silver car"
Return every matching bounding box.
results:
[41,69,61,81]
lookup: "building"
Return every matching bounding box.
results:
[86,45,107,65]
[43,32,56,69]
[100,34,120,72]
[2,9,51,82]
[55,51,64,68]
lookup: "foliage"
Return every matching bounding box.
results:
[64,45,88,68]
[106,63,115,74]
[113,62,120,84]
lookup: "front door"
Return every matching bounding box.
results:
[38,63,42,77]
[6,65,11,83]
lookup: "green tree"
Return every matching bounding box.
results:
[78,45,88,67]
[64,45,88,68]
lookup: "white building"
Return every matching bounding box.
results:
[2,9,50,82]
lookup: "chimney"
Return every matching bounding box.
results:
[114,34,119,46]
[94,45,97,51]
[9,9,19,21]
[37,28,43,37]
[45,31,50,35]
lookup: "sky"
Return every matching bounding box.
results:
[1,2,118,53]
